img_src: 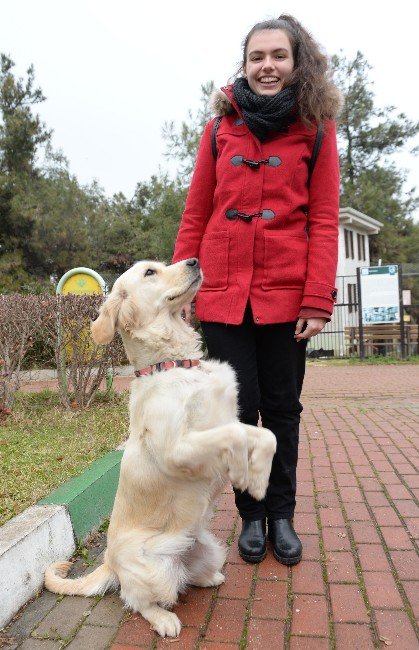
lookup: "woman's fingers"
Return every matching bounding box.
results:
[294,317,328,341]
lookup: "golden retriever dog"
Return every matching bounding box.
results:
[45,258,276,638]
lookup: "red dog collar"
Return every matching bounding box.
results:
[135,359,200,377]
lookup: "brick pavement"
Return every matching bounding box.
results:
[2,365,418,649]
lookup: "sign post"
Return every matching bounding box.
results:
[56,268,112,390]
[358,264,403,358]
[56,267,106,296]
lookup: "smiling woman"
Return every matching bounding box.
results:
[172,13,342,567]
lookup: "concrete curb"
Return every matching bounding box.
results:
[0,450,123,628]
[39,450,123,540]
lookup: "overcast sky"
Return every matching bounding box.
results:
[1,0,419,215]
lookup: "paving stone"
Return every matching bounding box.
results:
[295,513,318,535]
[6,592,59,644]
[289,637,330,649]
[113,612,155,646]
[298,534,321,560]
[393,499,419,517]
[292,560,325,594]
[251,579,287,619]
[173,586,213,627]
[401,580,419,619]
[85,594,124,627]
[246,618,285,649]
[34,596,94,639]
[357,544,391,572]
[329,584,369,623]
[374,608,418,649]
[319,508,345,528]
[321,527,351,552]
[204,598,247,643]
[362,572,403,609]
[373,506,402,527]
[67,624,117,648]
[389,549,419,581]
[217,562,253,599]
[325,551,358,583]
[19,641,60,649]
[379,525,413,550]
[291,594,329,637]
[333,623,374,649]
[350,521,381,545]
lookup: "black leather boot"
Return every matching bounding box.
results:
[238,519,267,563]
[268,518,302,565]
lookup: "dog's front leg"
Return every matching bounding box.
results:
[242,424,277,501]
[166,423,249,491]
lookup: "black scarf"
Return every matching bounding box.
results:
[233,77,296,142]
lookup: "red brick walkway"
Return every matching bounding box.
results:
[4,365,418,649]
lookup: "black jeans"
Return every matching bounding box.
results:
[201,304,307,520]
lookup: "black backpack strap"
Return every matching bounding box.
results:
[211,116,223,159]
[308,122,324,182]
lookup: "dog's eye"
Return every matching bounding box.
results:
[144,269,156,277]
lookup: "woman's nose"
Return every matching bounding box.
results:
[262,57,274,70]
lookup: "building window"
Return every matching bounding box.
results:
[348,283,357,313]
[357,233,366,261]
[344,228,354,259]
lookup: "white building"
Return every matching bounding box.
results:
[336,206,383,309]
[307,206,383,356]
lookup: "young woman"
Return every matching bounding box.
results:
[172,14,341,565]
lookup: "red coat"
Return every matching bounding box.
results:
[173,85,339,325]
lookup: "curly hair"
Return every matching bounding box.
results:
[239,14,342,126]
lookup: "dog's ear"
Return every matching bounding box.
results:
[91,289,141,344]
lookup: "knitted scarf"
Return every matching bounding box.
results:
[233,77,296,142]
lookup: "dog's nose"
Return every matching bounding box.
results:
[186,258,200,269]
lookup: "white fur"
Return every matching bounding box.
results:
[45,259,276,638]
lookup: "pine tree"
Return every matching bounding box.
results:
[333,51,419,263]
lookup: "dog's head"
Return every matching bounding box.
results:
[91,258,202,345]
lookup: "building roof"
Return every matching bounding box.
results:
[339,207,383,234]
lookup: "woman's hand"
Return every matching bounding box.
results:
[181,303,192,324]
[294,317,328,341]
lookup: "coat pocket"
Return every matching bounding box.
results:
[262,232,308,290]
[199,232,229,291]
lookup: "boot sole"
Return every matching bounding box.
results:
[238,549,267,563]
[272,548,302,565]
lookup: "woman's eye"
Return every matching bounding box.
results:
[144,269,156,277]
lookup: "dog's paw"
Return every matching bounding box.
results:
[229,468,248,492]
[246,472,269,501]
[152,610,182,637]
[209,571,225,586]
[191,571,225,587]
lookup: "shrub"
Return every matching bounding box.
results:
[0,294,44,411]
[41,294,125,408]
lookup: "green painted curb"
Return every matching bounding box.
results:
[39,450,123,541]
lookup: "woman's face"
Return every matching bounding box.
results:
[244,29,294,96]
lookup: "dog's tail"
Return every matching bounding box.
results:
[45,561,119,596]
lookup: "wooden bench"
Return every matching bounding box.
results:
[345,324,419,357]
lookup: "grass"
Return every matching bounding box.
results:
[0,390,129,526]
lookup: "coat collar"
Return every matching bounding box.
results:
[211,85,238,117]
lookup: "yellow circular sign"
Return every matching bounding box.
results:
[61,273,102,295]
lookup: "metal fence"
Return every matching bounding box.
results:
[307,267,419,359]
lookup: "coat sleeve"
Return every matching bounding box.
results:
[172,120,217,263]
[300,119,340,315]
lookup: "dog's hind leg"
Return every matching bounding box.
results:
[186,529,226,587]
[118,557,185,638]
